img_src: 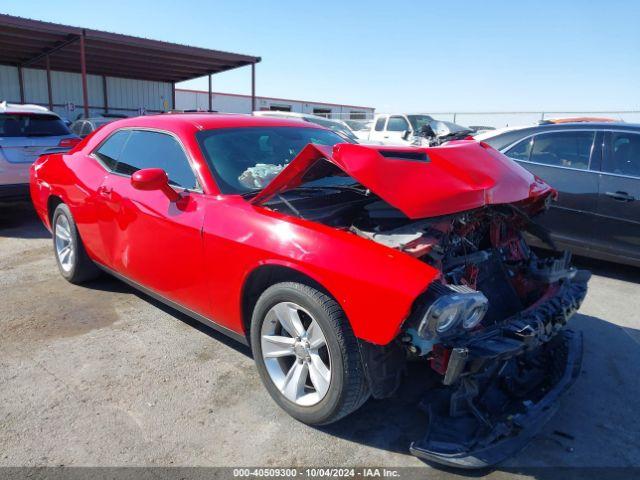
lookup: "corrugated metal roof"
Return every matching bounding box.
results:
[0,14,261,83]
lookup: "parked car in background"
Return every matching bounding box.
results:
[0,102,80,200]
[30,113,589,468]
[252,111,360,143]
[476,121,640,267]
[343,119,373,141]
[367,113,473,146]
[70,113,126,138]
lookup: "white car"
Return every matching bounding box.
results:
[367,113,434,145]
[367,113,473,146]
[252,111,364,143]
[0,102,80,200]
[343,119,374,141]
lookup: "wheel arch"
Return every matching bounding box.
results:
[240,262,336,340]
[47,194,65,225]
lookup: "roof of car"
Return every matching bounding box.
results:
[101,113,331,132]
[478,121,640,150]
[0,101,57,115]
[481,121,640,137]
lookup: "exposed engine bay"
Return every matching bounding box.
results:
[264,184,589,467]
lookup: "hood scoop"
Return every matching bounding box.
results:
[251,141,552,219]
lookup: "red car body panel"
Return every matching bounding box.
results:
[29,114,550,346]
[251,141,553,219]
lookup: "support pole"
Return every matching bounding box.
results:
[208,74,212,112]
[17,66,25,103]
[102,75,108,113]
[251,63,256,112]
[171,82,176,110]
[45,56,53,110]
[79,31,89,118]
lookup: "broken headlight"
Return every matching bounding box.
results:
[417,291,488,339]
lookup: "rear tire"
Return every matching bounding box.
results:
[250,281,370,425]
[52,203,100,284]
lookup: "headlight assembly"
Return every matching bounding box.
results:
[417,291,488,339]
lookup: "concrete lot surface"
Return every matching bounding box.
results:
[1,201,640,478]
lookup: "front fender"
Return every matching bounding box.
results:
[206,199,440,345]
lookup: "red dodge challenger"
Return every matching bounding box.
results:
[30,114,589,468]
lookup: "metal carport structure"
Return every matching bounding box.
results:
[0,14,261,117]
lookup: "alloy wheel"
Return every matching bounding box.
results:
[260,301,332,406]
[54,214,74,272]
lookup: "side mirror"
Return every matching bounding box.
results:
[131,168,180,201]
[402,130,411,140]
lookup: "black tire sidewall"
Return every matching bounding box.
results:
[250,283,348,425]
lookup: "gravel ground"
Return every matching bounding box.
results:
[1,200,639,478]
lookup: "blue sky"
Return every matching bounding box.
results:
[2,0,639,112]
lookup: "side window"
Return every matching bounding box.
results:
[116,131,197,189]
[94,130,131,170]
[603,132,640,177]
[505,138,533,161]
[386,116,409,132]
[529,131,595,169]
[374,117,386,131]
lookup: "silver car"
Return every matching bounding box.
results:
[0,102,80,200]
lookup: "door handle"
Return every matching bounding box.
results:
[605,191,635,202]
[98,185,113,198]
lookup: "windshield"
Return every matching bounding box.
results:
[407,115,434,133]
[196,126,348,194]
[0,113,71,137]
[304,117,359,142]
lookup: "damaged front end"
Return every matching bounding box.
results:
[251,142,589,468]
[373,208,589,468]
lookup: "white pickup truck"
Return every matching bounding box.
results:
[366,113,472,146]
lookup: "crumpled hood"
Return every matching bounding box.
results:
[250,141,553,219]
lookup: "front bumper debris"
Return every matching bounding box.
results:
[409,273,589,468]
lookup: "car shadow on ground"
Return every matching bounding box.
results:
[572,255,640,284]
[83,274,254,358]
[0,200,50,239]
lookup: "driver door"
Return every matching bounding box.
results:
[93,129,210,315]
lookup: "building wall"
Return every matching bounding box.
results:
[0,64,172,120]
[175,89,375,120]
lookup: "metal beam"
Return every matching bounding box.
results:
[102,75,108,113]
[208,74,212,111]
[172,82,176,110]
[79,41,242,69]
[46,55,53,110]
[251,63,256,112]
[35,56,209,81]
[66,55,211,76]
[17,65,24,103]
[21,34,80,68]
[79,31,89,118]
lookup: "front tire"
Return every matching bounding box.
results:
[52,203,100,284]
[250,282,370,425]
